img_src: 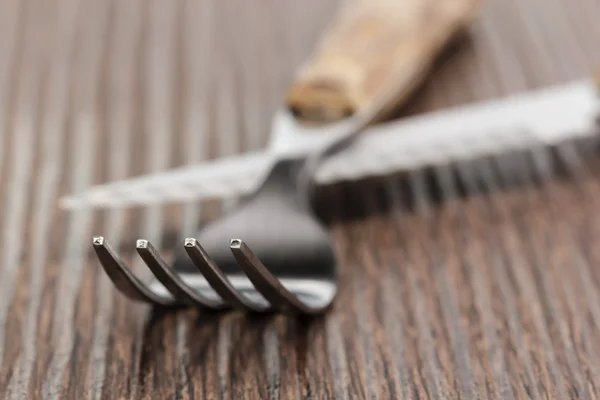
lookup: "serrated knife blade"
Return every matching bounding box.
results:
[59,77,599,210]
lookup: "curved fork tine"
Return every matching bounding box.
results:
[135,239,228,310]
[229,239,319,314]
[92,236,176,306]
[183,238,272,312]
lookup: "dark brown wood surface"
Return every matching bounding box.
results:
[1,0,600,398]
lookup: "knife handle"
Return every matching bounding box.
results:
[285,0,480,124]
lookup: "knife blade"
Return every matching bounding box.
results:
[59,76,600,210]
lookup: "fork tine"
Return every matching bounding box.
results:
[135,239,228,310]
[229,239,320,314]
[183,238,272,312]
[92,236,176,306]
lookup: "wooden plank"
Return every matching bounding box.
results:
[0,0,599,398]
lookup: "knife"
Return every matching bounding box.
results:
[60,0,525,211]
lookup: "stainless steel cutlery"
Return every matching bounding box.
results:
[63,0,600,316]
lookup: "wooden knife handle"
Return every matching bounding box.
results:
[285,0,480,124]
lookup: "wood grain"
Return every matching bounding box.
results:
[286,0,480,122]
[0,0,600,398]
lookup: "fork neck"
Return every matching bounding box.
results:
[254,157,312,209]
[256,113,367,211]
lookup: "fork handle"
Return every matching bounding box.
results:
[285,0,480,124]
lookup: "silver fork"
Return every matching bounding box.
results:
[92,111,362,314]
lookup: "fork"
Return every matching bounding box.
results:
[93,152,346,314]
[91,0,479,314]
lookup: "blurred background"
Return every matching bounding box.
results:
[1,0,600,398]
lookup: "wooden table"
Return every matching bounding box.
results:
[1,0,600,398]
